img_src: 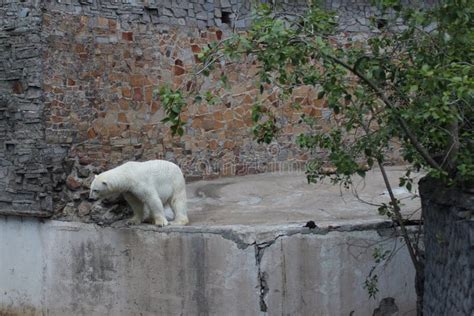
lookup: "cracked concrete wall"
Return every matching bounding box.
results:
[0,216,416,315]
[260,231,414,315]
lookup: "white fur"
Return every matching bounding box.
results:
[90,160,189,226]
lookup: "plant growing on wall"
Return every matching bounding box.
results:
[160,1,473,314]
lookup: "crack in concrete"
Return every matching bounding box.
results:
[253,234,287,312]
[64,218,404,250]
[245,222,407,314]
[114,224,256,249]
[255,243,269,312]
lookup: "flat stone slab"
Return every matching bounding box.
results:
[184,166,422,227]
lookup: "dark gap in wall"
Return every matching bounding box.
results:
[144,7,159,15]
[5,143,15,152]
[221,11,232,25]
[376,18,388,29]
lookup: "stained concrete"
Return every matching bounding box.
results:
[185,166,422,226]
[0,167,420,315]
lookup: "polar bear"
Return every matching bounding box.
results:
[89,160,189,226]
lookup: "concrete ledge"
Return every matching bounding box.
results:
[1,216,416,315]
[1,168,420,315]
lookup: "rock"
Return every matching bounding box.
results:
[78,201,92,216]
[69,191,82,201]
[62,202,76,216]
[66,175,82,191]
[77,167,91,178]
[79,156,94,165]
[82,175,95,189]
[89,202,132,225]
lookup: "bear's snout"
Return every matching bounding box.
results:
[89,190,98,201]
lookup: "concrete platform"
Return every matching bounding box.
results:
[185,166,422,227]
[0,167,421,316]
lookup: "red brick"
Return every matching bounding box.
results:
[151,101,160,114]
[223,110,233,121]
[133,87,143,101]
[224,141,234,149]
[191,44,201,53]
[191,116,203,128]
[119,99,129,111]
[216,30,223,41]
[213,111,223,121]
[75,44,86,54]
[122,32,133,41]
[174,59,185,76]
[87,127,97,139]
[108,19,117,30]
[144,86,153,103]
[98,17,109,28]
[118,113,128,123]
[209,140,218,150]
[130,74,145,87]
[122,87,131,98]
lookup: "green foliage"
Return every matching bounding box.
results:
[158,86,186,136]
[364,274,379,299]
[364,246,392,299]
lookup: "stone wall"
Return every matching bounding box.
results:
[419,178,474,315]
[41,0,330,217]
[0,1,69,217]
[327,0,439,33]
[0,0,421,218]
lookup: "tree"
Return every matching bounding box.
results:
[159,1,473,314]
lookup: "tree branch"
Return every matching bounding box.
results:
[376,159,422,271]
[327,55,443,172]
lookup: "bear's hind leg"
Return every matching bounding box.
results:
[170,191,189,226]
[144,193,169,227]
[123,192,144,225]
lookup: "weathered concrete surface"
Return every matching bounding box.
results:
[0,168,419,315]
[186,166,422,226]
[0,217,417,316]
[0,217,259,316]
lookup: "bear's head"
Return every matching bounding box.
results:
[89,175,110,200]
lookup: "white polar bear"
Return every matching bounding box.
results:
[89,160,189,226]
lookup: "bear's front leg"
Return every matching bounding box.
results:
[123,192,145,225]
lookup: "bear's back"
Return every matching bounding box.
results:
[120,160,184,183]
